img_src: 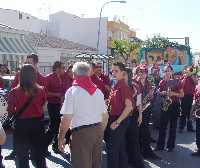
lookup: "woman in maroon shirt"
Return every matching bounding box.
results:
[156,65,184,152]
[105,62,133,168]
[179,68,197,132]
[125,68,146,168]
[6,53,47,160]
[7,64,46,168]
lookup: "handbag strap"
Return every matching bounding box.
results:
[10,95,34,121]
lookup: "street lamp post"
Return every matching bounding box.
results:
[96,0,126,54]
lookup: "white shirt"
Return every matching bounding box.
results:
[60,86,107,129]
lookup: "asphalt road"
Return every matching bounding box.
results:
[1,128,200,168]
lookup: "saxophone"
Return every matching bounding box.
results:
[162,87,172,112]
[141,86,156,112]
[141,94,151,112]
[191,102,200,119]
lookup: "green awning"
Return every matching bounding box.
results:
[0,36,37,55]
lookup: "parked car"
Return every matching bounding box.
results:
[1,75,15,91]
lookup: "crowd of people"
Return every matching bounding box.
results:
[0,53,200,168]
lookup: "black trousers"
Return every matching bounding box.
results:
[14,117,46,168]
[157,102,179,149]
[179,94,193,130]
[0,146,2,163]
[105,116,129,168]
[139,106,152,155]
[126,112,144,168]
[45,103,61,149]
[196,118,200,150]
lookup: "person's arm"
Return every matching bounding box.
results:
[47,92,61,97]
[99,91,108,130]
[0,124,6,145]
[11,73,19,88]
[102,112,108,131]
[111,98,133,130]
[7,90,16,114]
[58,114,72,152]
[46,76,61,98]
[58,88,73,152]
[170,81,184,98]
[158,81,167,96]
[118,99,133,123]
[170,89,184,98]
[137,104,143,125]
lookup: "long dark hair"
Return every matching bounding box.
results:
[125,68,133,87]
[19,64,37,95]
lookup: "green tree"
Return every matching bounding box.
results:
[112,39,141,63]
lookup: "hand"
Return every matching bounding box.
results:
[149,91,154,98]
[161,91,167,96]
[137,113,143,126]
[55,93,61,97]
[191,113,196,121]
[61,96,65,103]
[110,121,120,130]
[169,91,177,97]
[105,99,109,106]
[58,136,66,153]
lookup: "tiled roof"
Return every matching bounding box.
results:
[0,24,96,52]
[25,32,96,51]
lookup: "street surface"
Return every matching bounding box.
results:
[1,128,199,168]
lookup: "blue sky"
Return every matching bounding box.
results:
[0,0,199,51]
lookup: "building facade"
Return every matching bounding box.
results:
[0,8,47,33]
[48,11,108,54]
[107,20,136,54]
[0,25,96,74]
[0,25,36,72]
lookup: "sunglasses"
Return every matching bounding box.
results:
[164,70,171,73]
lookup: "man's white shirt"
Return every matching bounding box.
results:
[60,86,107,129]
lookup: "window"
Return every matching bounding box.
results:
[108,31,113,38]
[19,12,23,19]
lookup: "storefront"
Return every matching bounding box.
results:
[0,33,36,72]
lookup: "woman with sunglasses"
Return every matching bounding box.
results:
[156,65,184,152]
[7,64,46,168]
[105,62,133,168]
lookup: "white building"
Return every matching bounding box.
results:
[0,8,47,33]
[0,9,108,54]
[48,11,108,54]
[0,24,96,74]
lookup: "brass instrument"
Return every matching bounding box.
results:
[191,102,200,119]
[162,87,172,112]
[141,94,151,112]
[141,86,155,112]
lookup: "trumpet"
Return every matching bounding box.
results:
[162,87,172,112]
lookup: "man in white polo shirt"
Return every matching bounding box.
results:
[58,62,108,168]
